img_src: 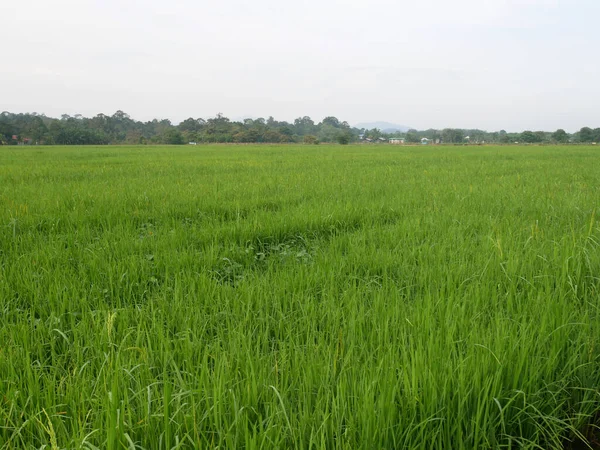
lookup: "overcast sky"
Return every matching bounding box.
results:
[1,0,598,131]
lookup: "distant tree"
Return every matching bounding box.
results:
[317,124,339,142]
[441,128,464,144]
[204,114,233,142]
[179,117,205,133]
[534,131,548,143]
[125,130,143,144]
[551,129,568,143]
[263,130,285,143]
[498,130,509,144]
[336,133,350,145]
[303,135,319,145]
[48,119,108,145]
[321,116,341,128]
[579,127,594,143]
[294,116,316,135]
[2,109,595,149]
[424,128,441,142]
[112,110,130,121]
[278,125,293,137]
[232,131,247,143]
[405,130,420,143]
[520,130,541,143]
[367,128,382,140]
[278,133,292,143]
[466,129,486,143]
[162,129,184,145]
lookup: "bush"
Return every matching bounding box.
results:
[303,135,319,145]
[161,129,184,145]
[336,134,350,145]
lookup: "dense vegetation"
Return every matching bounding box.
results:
[0,112,356,145]
[2,111,600,146]
[1,144,600,449]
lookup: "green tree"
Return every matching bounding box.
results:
[321,116,341,128]
[520,131,541,143]
[336,133,350,145]
[294,116,316,135]
[125,130,143,144]
[579,127,594,143]
[317,124,339,143]
[551,129,568,143]
[303,135,319,145]
[405,130,420,143]
[263,130,284,143]
[179,118,205,133]
[534,131,548,143]
[367,128,382,140]
[498,130,509,144]
[161,129,184,145]
[441,128,464,144]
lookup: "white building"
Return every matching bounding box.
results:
[389,137,405,144]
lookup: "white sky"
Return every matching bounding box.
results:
[1,0,598,131]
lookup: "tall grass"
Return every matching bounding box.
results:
[1,144,599,449]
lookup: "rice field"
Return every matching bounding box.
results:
[1,144,600,449]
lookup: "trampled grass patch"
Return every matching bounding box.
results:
[1,144,600,449]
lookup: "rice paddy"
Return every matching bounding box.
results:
[1,144,600,449]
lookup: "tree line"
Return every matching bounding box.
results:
[397,128,600,144]
[1,110,599,145]
[0,111,355,145]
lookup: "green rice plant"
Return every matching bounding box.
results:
[1,144,600,449]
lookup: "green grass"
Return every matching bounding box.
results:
[1,144,600,449]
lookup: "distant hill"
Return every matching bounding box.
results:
[355,121,411,133]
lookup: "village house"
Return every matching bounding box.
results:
[11,135,34,145]
[389,137,405,144]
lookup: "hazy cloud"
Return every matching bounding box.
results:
[1,0,598,131]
